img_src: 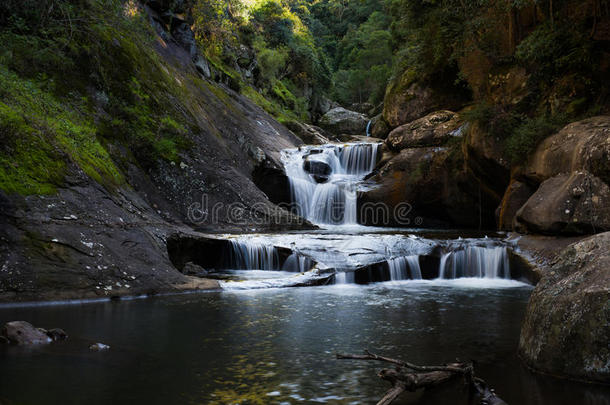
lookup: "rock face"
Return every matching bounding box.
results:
[382,69,469,128]
[497,180,534,230]
[370,114,391,139]
[1,321,51,345]
[385,110,461,151]
[515,171,610,235]
[519,232,610,383]
[464,122,511,201]
[524,116,610,185]
[0,4,305,302]
[359,146,498,228]
[318,107,368,135]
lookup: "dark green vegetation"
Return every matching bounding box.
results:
[0,0,191,194]
[0,0,608,195]
[385,0,609,161]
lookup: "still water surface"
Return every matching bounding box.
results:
[1,280,609,404]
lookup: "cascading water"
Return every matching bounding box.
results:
[281,143,380,225]
[229,239,280,270]
[387,255,422,280]
[438,245,510,279]
[282,253,314,273]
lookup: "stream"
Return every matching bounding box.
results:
[1,142,609,404]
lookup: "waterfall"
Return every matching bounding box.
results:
[438,246,510,279]
[282,253,314,273]
[366,120,372,137]
[281,143,380,225]
[229,240,280,270]
[387,255,422,280]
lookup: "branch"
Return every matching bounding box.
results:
[336,350,469,373]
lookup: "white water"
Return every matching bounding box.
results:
[281,143,380,225]
[229,239,280,270]
[387,255,422,280]
[438,245,510,279]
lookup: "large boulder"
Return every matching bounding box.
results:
[497,180,535,230]
[515,171,610,235]
[318,107,368,135]
[519,232,610,383]
[385,110,461,151]
[1,321,51,345]
[359,146,498,228]
[382,69,469,128]
[524,116,610,185]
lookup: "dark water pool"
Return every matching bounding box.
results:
[1,280,609,404]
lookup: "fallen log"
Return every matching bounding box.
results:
[336,350,507,405]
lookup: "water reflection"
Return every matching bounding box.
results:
[1,283,609,405]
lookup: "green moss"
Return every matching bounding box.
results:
[0,66,125,194]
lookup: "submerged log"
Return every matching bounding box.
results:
[336,350,507,405]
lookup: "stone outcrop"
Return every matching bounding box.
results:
[359,147,498,228]
[519,232,610,383]
[515,171,610,235]
[370,114,391,139]
[382,69,469,128]
[497,180,534,230]
[318,107,369,135]
[464,122,511,200]
[385,110,461,151]
[523,116,610,185]
[0,3,305,302]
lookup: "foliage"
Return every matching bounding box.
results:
[0,0,193,194]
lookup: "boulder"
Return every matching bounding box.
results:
[497,180,535,231]
[382,69,469,128]
[359,146,498,228]
[519,232,610,383]
[303,156,332,183]
[370,114,391,139]
[385,110,461,151]
[524,116,610,185]
[515,171,610,235]
[284,121,332,145]
[90,343,110,351]
[182,262,208,276]
[318,107,368,135]
[46,328,68,341]
[1,321,51,345]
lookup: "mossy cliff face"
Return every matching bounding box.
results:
[0,0,306,302]
[519,232,610,384]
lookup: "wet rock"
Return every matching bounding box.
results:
[46,328,68,341]
[497,180,535,231]
[360,147,498,228]
[182,262,208,276]
[303,157,332,184]
[318,107,368,135]
[515,171,610,235]
[519,232,610,383]
[370,114,391,139]
[386,110,461,151]
[90,343,110,351]
[1,321,51,345]
[523,116,610,185]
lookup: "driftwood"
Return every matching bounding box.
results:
[336,350,507,405]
